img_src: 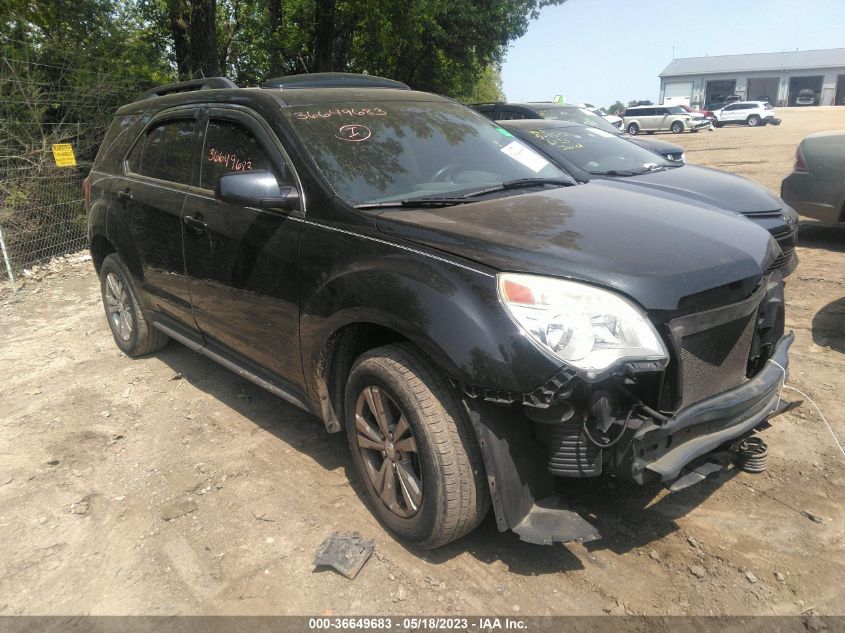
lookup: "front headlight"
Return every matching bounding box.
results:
[498,273,669,378]
[677,152,686,163]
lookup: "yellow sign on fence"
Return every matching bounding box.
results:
[51,143,77,167]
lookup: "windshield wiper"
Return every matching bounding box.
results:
[354,178,577,209]
[354,197,477,210]
[588,169,641,177]
[461,177,577,198]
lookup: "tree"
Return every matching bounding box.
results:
[607,100,625,115]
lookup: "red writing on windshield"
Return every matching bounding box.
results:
[293,107,387,121]
[208,148,253,171]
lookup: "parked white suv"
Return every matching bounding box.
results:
[712,101,779,128]
[622,105,711,135]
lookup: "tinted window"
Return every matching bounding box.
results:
[724,104,740,111]
[133,119,195,184]
[533,106,620,134]
[284,101,565,206]
[200,119,285,190]
[497,109,529,121]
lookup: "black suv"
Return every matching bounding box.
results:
[87,74,792,548]
[470,102,688,162]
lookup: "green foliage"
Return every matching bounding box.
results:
[3,0,567,108]
[607,101,625,115]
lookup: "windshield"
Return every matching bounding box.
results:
[283,101,565,205]
[531,106,622,135]
[521,126,673,175]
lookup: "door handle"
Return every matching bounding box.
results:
[117,189,133,202]
[183,214,208,236]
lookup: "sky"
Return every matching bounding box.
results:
[502,0,845,108]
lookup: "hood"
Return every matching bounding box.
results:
[622,164,783,214]
[375,180,780,312]
[627,136,685,156]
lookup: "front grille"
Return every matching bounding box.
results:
[768,225,797,272]
[677,309,758,409]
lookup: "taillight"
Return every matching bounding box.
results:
[794,147,809,173]
[82,176,90,204]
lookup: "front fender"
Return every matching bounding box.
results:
[298,224,562,406]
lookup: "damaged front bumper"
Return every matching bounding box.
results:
[633,331,792,484]
[465,332,794,546]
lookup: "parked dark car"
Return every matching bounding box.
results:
[470,102,687,162]
[86,74,793,549]
[499,119,798,276]
[781,130,845,225]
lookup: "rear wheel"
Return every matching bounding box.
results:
[670,121,684,134]
[344,343,489,548]
[626,122,639,135]
[747,114,761,127]
[99,253,168,356]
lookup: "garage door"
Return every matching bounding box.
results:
[664,82,693,106]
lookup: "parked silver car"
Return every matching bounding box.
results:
[623,105,710,135]
[781,131,845,224]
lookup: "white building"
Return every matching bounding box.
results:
[659,48,845,107]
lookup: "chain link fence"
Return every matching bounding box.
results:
[0,40,138,293]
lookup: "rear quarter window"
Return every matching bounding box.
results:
[93,114,140,170]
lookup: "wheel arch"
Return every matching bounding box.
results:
[309,314,458,434]
[89,233,115,274]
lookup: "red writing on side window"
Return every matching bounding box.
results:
[208,148,253,172]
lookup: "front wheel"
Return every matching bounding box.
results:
[99,253,168,356]
[344,343,489,549]
[670,121,684,134]
[626,123,639,135]
[747,115,761,127]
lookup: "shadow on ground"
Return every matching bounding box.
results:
[797,221,845,253]
[812,296,845,354]
[147,339,741,576]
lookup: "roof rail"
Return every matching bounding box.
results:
[135,77,238,102]
[468,101,505,107]
[262,72,410,90]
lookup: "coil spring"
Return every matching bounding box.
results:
[737,437,768,473]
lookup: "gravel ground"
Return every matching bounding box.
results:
[0,107,843,616]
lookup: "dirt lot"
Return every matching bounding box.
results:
[1,107,843,617]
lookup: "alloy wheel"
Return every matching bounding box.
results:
[105,272,133,342]
[354,385,423,518]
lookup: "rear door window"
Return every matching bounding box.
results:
[498,109,529,121]
[200,119,288,191]
[128,119,196,185]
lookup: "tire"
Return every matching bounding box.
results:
[747,115,761,127]
[713,121,723,128]
[99,253,168,357]
[670,121,684,134]
[691,128,699,133]
[344,343,489,548]
[626,123,639,135]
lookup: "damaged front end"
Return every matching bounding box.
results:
[463,272,795,545]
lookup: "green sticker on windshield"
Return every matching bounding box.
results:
[495,127,514,137]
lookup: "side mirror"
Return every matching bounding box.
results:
[215,170,300,211]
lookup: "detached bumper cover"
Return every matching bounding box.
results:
[633,332,793,482]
